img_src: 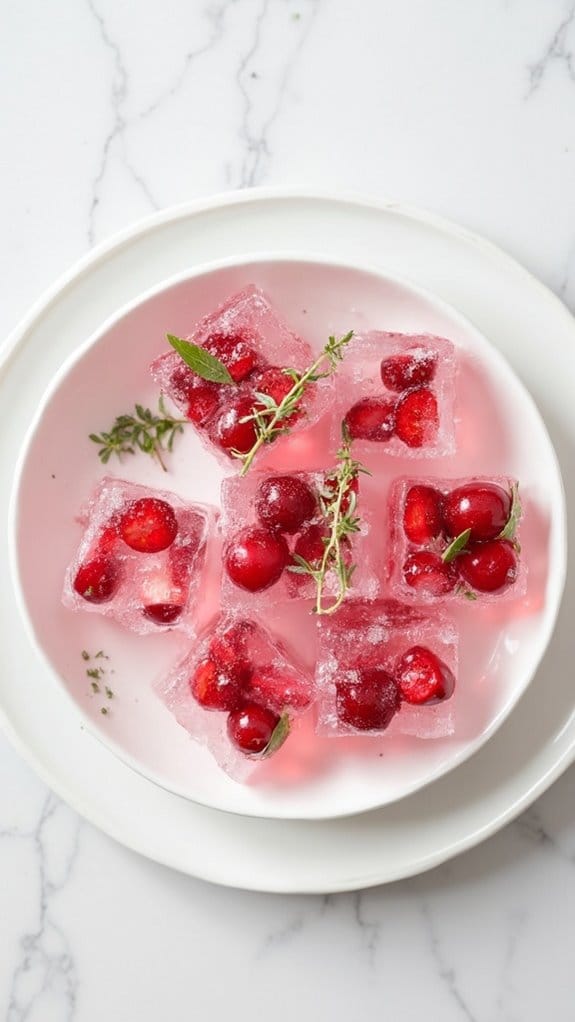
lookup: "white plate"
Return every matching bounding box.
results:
[9,255,564,819]
[0,191,573,890]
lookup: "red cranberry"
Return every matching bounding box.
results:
[457,539,517,593]
[256,475,317,534]
[442,483,512,542]
[209,621,253,674]
[214,396,261,455]
[395,388,439,448]
[403,485,443,545]
[225,527,289,592]
[186,381,221,426]
[344,396,396,442]
[143,603,183,625]
[336,668,400,731]
[396,646,455,704]
[191,657,246,711]
[73,555,120,603]
[119,498,178,553]
[380,351,437,392]
[204,331,260,382]
[251,366,302,427]
[227,703,280,754]
[403,551,458,595]
[292,523,328,569]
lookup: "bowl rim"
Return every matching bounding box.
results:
[8,248,568,820]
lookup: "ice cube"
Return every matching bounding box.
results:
[155,613,313,782]
[62,477,217,634]
[315,599,458,739]
[332,331,457,457]
[220,468,380,613]
[150,285,332,471]
[387,475,526,603]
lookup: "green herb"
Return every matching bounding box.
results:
[498,482,522,550]
[288,423,367,615]
[166,334,235,385]
[94,650,109,659]
[89,397,186,471]
[86,667,104,680]
[236,331,354,476]
[100,707,109,716]
[263,713,290,757]
[90,681,101,694]
[105,686,114,700]
[81,650,90,661]
[455,583,478,601]
[442,528,472,563]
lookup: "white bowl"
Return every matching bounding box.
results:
[9,254,566,820]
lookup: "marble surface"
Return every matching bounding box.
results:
[2,1,575,1018]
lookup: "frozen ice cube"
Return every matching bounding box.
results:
[387,475,526,604]
[332,331,457,458]
[315,599,458,739]
[150,285,332,471]
[62,477,217,635]
[155,613,313,782]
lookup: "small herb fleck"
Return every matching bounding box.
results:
[94,650,109,659]
[51,473,56,479]
[86,667,104,680]
[105,686,114,700]
[292,11,301,20]
[100,707,109,716]
[81,650,90,661]
[90,681,101,694]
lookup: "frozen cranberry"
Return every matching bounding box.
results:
[97,515,122,553]
[214,396,261,455]
[251,366,301,427]
[256,475,317,534]
[248,665,311,711]
[225,527,289,592]
[380,351,437,392]
[119,498,178,553]
[292,523,328,569]
[143,603,183,625]
[395,388,439,448]
[227,703,280,754]
[396,646,455,704]
[168,363,197,404]
[344,396,396,442]
[186,381,221,425]
[190,657,245,711]
[73,555,120,603]
[204,331,260,382]
[457,539,517,593]
[403,550,458,595]
[336,668,400,731]
[442,483,511,542]
[403,485,443,545]
[209,621,253,674]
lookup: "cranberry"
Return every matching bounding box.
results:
[395,387,439,448]
[380,351,437,392]
[73,555,120,603]
[248,665,311,711]
[256,475,317,534]
[396,646,455,704]
[403,485,443,545]
[336,668,400,731]
[97,515,121,553]
[457,539,517,593]
[344,396,396,442]
[225,527,289,592]
[204,331,260,382]
[214,396,261,455]
[191,657,245,711]
[209,621,253,674]
[119,498,178,553]
[143,603,183,625]
[227,702,280,754]
[251,366,302,427]
[403,550,458,595]
[168,363,197,405]
[292,523,328,569]
[442,483,511,542]
[186,381,221,425]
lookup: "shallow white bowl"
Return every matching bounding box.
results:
[10,254,566,820]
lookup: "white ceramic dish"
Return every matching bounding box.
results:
[10,254,564,819]
[0,191,573,889]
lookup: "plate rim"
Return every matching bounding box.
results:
[0,187,573,891]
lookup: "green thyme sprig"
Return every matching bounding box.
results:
[288,424,368,615]
[235,331,354,475]
[89,397,187,472]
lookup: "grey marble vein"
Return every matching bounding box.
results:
[352,891,381,969]
[527,1,575,96]
[257,893,331,957]
[419,900,477,1022]
[6,796,81,1022]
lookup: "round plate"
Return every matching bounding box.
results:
[0,191,573,890]
[9,255,564,819]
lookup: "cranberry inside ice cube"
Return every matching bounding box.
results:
[380,351,437,392]
[396,645,455,704]
[395,388,439,448]
[403,485,443,545]
[73,555,120,604]
[213,396,262,455]
[120,498,178,553]
[227,702,280,754]
[442,483,511,543]
[336,668,400,731]
[143,603,183,625]
[225,526,289,592]
[457,539,517,593]
[403,551,458,595]
[191,657,246,711]
[204,331,260,382]
[344,396,396,442]
[256,475,317,535]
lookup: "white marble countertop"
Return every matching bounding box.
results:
[2,1,575,1019]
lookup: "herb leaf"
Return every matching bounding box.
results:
[167,334,234,385]
[89,397,187,471]
[442,528,472,563]
[498,482,522,546]
[263,713,291,757]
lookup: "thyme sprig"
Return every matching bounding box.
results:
[89,398,187,472]
[235,331,354,476]
[288,424,368,615]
